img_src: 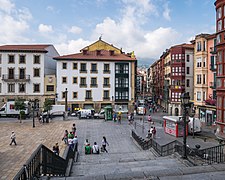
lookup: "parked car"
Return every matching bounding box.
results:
[94,110,105,119]
[78,109,93,119]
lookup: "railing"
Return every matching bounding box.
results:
[14,143,78,179]
[131,130,152,150]
[2,74,30,81]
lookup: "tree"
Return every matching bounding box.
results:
[43,99,53,123]
[14,98,26,123]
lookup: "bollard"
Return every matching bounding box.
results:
[134,122,136,129]
[142,124,144,133]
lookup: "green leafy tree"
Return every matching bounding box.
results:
[43,99,53,123]
[14,98,26,123]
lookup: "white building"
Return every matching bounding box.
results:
[0,45,59,107]
[54,40,137,112]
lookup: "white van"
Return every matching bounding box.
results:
[78,109,92,119]
[188,117,202,134]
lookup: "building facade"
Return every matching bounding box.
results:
[0,45,59,107]
[215,0,225,140]
[54,39,137,113]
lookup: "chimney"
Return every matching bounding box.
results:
[96,50,101,56]
[109,50,114,56]
[83,49,88,55]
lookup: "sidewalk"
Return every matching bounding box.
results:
[0,118,74,180]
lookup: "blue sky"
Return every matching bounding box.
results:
[0,0,215,63]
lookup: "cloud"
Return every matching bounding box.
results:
[69,26,82,34]
[0,0,32,44]
[163,3,171,21]
[38,24,53,33]
[46,6,54,12]
[0,0,15,13]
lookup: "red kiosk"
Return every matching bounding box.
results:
[163,116,188,137]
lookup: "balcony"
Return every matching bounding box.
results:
[103,70,111,74]
[170,85,185,90]
[210,47,216,54]
[79,84,87,88]
[2,74,30,82]
[210,82,216,89]
[90,70,98,73]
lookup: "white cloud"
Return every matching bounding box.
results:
[69,26,82,34]
[46,6,54,12]
[0,0,15,13]
[0,0,32,44]
[55,38,91,55]
[163,3,171,21]
[38,24,53,33]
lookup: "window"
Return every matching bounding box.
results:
[186,67,190,74]
[197,92,201,101]
[33,68,40,77]
[115,63,129,74]
[203,41,206,51]
[62,77,67,83]
[197,42,201,51]
[186,54,190,62]
[33,84,40,93]
[46,85,54,91]
[186,79,190,87]
[8,68,14,79]
[19,55,26,63]
[197,74,201,84]
[73,63,77,69]
[218,64,223,76]
[19,68,25,79]
[104,64,110,73]
[218,51,222,62]
[85,90,92,99]
[91,77,97,87]
[217,7,222,19]
[91,63,97,73]
[115,91,129,100]
[62,62,67,69]
[8,55,15,63]
[19,83,26,93]
[34,55,40,64]
[73,92,78,98]
[103,78,110,87]
[115,77,128,87]
[217,79,222,88]
[80,77,86,87]
[218,20,222,31]
[62,92,66,99]
[103,90,109,99]
[203,91,206,101]
[203,74,206,84]
[73,77,77,84]
[197,57,202,67]
[8,83,15,93]
[80,63,87,72]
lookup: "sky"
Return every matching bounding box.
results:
[0,0,215,64]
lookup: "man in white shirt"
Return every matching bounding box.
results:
[92,142,99,154]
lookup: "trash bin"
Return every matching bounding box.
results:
[104,106,113,121]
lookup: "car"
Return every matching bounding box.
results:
[94,110,105,119]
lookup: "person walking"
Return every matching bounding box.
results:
[152,127,156,138]
[62,130,68,144]
[72,123,76,135]
[101,136,109,153]
[10,131,17,145]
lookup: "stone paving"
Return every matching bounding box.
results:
[0,117,75,180]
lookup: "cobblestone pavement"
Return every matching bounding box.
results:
[0,118,75,180]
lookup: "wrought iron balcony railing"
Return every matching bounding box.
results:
[2,74,30,82]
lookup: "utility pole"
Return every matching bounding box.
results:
[64,88,68,120]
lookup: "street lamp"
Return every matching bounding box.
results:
[31,100,37,128]
[64,88,68,120]
[180,92,190,159]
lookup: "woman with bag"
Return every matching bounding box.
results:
[101,136,109,153]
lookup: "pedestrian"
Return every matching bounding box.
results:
[101,136,109,153]
[85,143,92,154]
[53,143,60,155]
[118,111,122,124]
[92,142,100,154]
[72,123,76,135]
[128,113,131,124]
[73,135,78,150]
[113,112,117,122]
[150,126,154,137]
[84,139,89,146]
[10,131,17,145]
[148,115,152,122]
[62,130,68,144]
[68,131,74,139]
[152,127,156,138]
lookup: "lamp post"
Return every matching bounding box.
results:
[31,100,36,128]
[64,88,68,120]
[180,92,190,159]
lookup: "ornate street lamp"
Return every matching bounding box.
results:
[180,92,190,159]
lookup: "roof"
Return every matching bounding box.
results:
[0,44,51,53]
[54,50,136,61]
[171,43,194,49]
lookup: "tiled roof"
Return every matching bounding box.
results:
[0,45,51,52]
[54,50,136,61]
[171,43,194,49]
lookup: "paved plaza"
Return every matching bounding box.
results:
[0,118,74,180]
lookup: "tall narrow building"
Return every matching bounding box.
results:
[215,0,225,140]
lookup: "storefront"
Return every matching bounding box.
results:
[198,105,216,126]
